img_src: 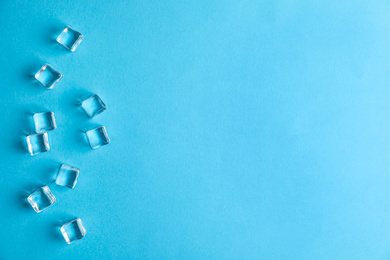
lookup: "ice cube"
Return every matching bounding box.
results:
[55,164,80,189]
[26,132,50,156]
[34,64,63,89]
[61,218,86,244]
[81,94,107,118]
[33,111,57,133]
[27,186,56,213]
[56,26,83,52]
[86,126,110,149]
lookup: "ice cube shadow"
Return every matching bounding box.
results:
[39,19,70,54]
[59,88,96,152]
[6,108,32,155]
[34,161,60,183]
[21,59,50,95]
[48,216,79,243]
[47,222,65,243]
[62,88,94,119]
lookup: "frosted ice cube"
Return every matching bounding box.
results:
[86,126,110,149]
[27,186,56,213]
[56,164,80,189]
[34,64,63,89]
[33,111,57,133]
[56,26,83,52]
[61,218,86,244]
[81,94,107,118]
[26,132,50,156]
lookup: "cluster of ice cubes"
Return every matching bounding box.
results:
[27,163,85,244]
[25,26,110,244]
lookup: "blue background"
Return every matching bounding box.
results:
[1,0,390,259]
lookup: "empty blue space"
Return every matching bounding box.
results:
[1,0,390,259]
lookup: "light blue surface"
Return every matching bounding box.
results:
[1,0,390,259]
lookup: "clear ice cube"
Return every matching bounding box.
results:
[56,164,80,189]
[61,218,86,244]
[27,186,56,213]
[26,132,50,156]
[56,26,83,52]
[81,94,107,118]
[86,126,110,149]
[33,112,57,133]
[34,64,63,89]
